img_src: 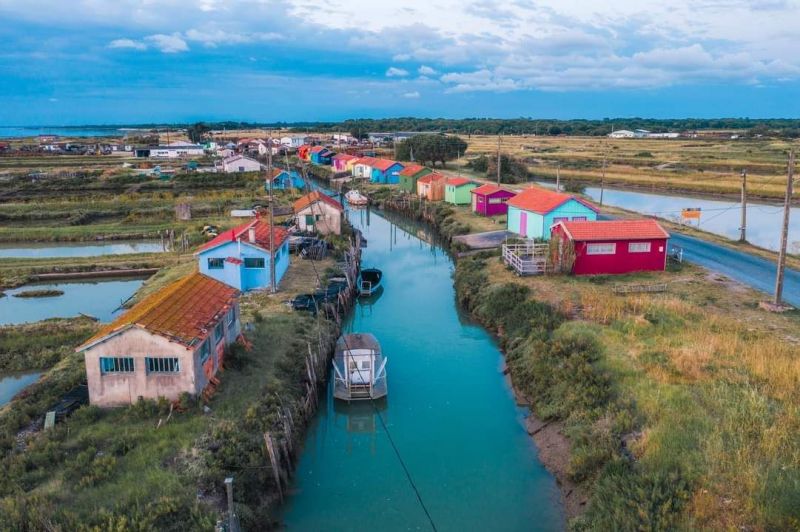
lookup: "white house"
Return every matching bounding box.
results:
[293,191,344,235]
[281,135,307,148]
[217,155,263,173]
[608,130,635,138]
[634,129,651,138]
[148,144,205,158]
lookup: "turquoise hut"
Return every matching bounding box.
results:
[507,187,598,240]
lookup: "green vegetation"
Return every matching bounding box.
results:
[395,134,467,167]
[0,318,99,372]
[12,289,63,298]
[467,153,530,183]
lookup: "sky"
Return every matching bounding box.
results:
[1,0,800,125]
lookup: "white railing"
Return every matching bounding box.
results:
[502,241,549,276]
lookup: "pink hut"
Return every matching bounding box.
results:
[471,184,515,216]
[332,153,357,172]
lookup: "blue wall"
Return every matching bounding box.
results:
[507,199,597,240]
[370,163,403,184]
[198,240,290,291]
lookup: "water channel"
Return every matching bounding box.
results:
[0,372,41,407]
[0,240,167,259]
[0,278,146,325]
[281,206,563,530]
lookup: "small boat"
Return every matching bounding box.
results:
[359,268,382,296]
[332,333,387,401]
[345,189,369,206]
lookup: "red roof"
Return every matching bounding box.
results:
[556,219,670,241]
[196,218,289,254]
[507,187,598,214]
[78,272,239,350]
[399,164,427,177]
[310,145,325,153]
[446,177,473,187]
[471,183,512,196]
[293,190,344,213]
[354,156,378,167]
[333,153,357,161]
[371,158,401,171]
[417,172,447,184]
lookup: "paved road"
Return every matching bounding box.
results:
[668,232,800,307]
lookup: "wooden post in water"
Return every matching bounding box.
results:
[264,432,283,502]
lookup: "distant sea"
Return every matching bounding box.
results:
[0,126,145,139]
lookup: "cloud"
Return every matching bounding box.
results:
[402,90,420,98]
[386,66,409,77]
[108,38,146,51]
[184,28,283,47]
[145,33,189,53]
[418,65,437,75]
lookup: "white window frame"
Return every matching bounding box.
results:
[628,242,651,253]
[586,243,616,255]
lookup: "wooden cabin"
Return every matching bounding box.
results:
[471,184,515,216]
[416,172,446,201]
[293,190,344,235]
[444,177,478,205]
[398,164,432,193]
[507,187,598,240]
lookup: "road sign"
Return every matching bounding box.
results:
[681,207,701,221]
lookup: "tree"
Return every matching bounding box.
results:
[487,154,530,183]
[395,134,467,167]
[187,122,211,143]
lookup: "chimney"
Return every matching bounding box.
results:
[248,227,256,243]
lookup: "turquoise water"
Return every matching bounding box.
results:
[0,278,145,325]
[281,207,563,530]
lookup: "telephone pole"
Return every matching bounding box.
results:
[267,132,276,294]
[496,134,501,186]
[773,150,794,306]
[556,162,561,191]
[600,143,607,206]
[739,169,747,242]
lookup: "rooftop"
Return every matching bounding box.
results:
[293,190,344,213]
[507,186,598,214]
[196,218,289,253]
[446,177,473,187]
[418,172,446,184]
[471,183,512,196]
[370,158,401,171]
[78,272,239,350]
[556,219,670,241]
[399,164,427,176]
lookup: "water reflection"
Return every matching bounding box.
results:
[0,241,167,259]
[0,372,41,406]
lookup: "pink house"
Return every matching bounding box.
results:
[471,184,515,216]
[332,153,358,172]
[76,272,241,407]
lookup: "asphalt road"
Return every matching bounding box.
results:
[668,232,800,308]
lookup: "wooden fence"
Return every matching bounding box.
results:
[502,241,549,276]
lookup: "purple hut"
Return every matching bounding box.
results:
[471,184,515,216]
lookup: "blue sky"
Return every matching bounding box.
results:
[1,0,799,125]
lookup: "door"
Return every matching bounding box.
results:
[519,211,528,236]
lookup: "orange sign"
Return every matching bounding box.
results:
[681,208,701,220]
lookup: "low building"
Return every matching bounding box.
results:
[76,272,240,407]
[370,159,404,184]
[444,177,478,205]
[416,172,446,201]
[196,218,290,291]
[281,135,307,148]
[398,164,432,193]
[267,167,305,190]
[331,153,358,173]
[217,155,263,173]
[147,144,205,158]
[470,184,515,216]
[352,157,376,179]
[507,187,598,240]
[608,130,635,138]
[297,145,312,161]
[551,219,670,275]
[294,190,344,235]
[310,146,335,165]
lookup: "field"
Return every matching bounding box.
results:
[458,135,800,200]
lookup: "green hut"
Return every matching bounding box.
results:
[398,164,432,193]
[444,177,478,205]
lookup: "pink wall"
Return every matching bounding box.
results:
[569,237,668,275]
[472,190,514,216]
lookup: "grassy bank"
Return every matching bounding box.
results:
[0,318,100,372]
[0,258,341,530]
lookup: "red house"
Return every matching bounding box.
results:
[551,219,670,276]
[471,184,516,216]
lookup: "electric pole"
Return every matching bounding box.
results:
[556,162,560,191]
[600,143,607,206]
[267,132,276,294]
[496,134,501,186]
[739,169,747,242]
[773,150,794,306]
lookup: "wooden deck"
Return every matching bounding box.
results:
[502,242,549,276]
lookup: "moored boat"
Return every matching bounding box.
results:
[359,268,382,296]
[345,189,369,206]
[332,333,387,401]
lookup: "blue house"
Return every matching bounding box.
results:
[196,219,290,291]
[507,187,598,240]
[267,168,305,190]
[370,158,404,184]
[310,146,334,165]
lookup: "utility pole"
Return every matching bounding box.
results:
[267,132,276,294]
[739,169,747,242]
[556,162,560,191]
[224,477,236,532]
[773,150,794,306]
[600,142,607,206]
[496,134,501,186]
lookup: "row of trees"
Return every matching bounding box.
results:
[394,134,467,167]
[468,154,530,184]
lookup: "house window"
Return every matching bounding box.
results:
[244,257,265,269]
[572,216,587,221]
[100,356,135,374]
[587,243,616,255]
[238,166,245,172]
[360,360,371,370]
[553,217,568,223]
[489,198,504,204]
[146,357,180,374]
[198,340,210,362]
[214,322,224,344]
[305,214,315,225]
[628,242,651,253]
[208,258,224,270]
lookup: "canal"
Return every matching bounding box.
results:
[0,240,167,259]
[281,206,563,530]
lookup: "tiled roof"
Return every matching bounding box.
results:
[557,219,670,241]
[195,218,289,253]
[417,172,446,184]
[268,167,286,178]
[507,187,598,214]
[78,272,239,350]
[310,145,325,153]
[471,183,512,196]
[354,156,378,167]
[399,164,427,177]
[446,177,473,187]
[371,158,401,171]
[333,153,357,161]
[293,190,344,213]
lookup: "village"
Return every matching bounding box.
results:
[0,124,799,531]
